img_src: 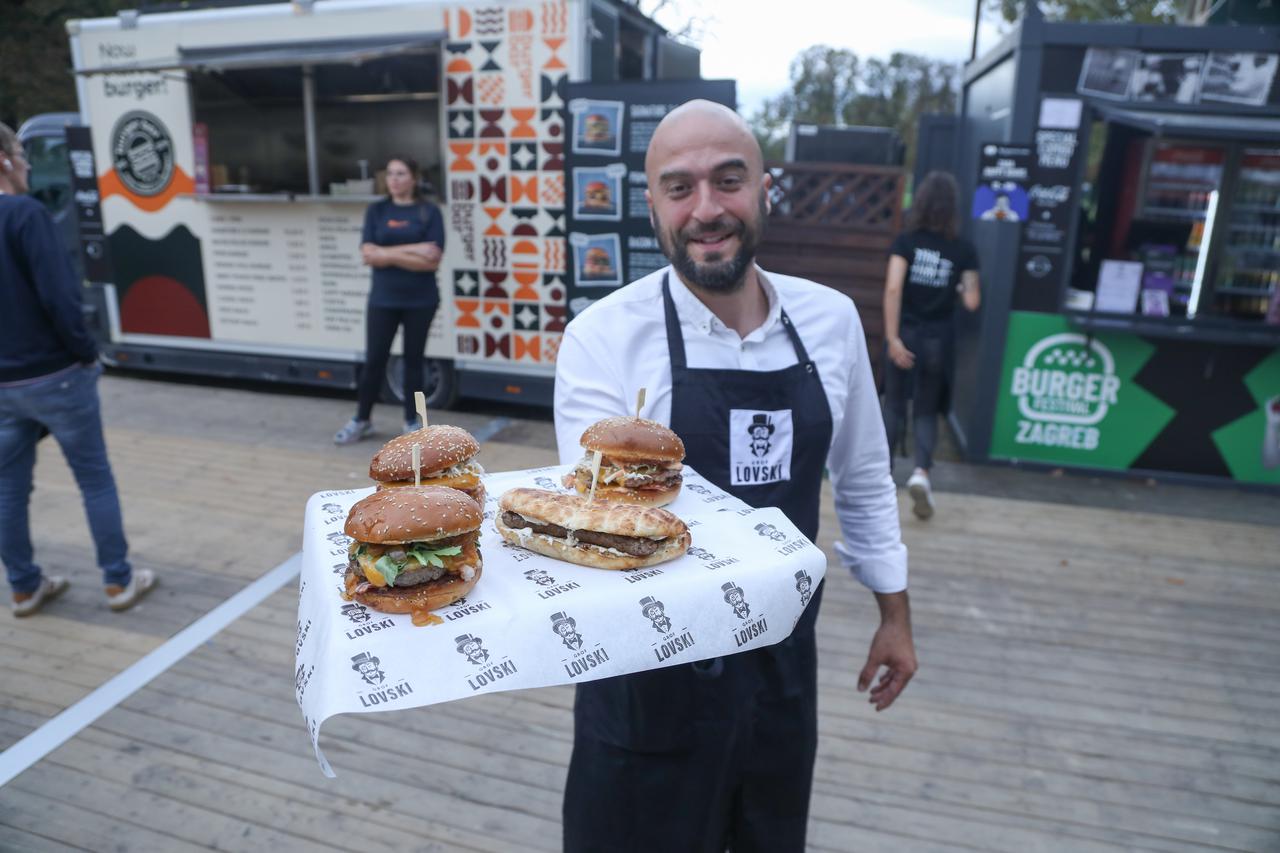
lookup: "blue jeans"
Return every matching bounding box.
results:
[0,363,131,595]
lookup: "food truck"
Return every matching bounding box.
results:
[65,0,698,406]
[942,7,1280,488]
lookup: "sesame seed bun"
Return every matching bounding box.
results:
[580,417,685,464]
[369,425,480,483]
[344,486,483,545]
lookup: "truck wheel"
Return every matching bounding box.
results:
[383,356,459,410]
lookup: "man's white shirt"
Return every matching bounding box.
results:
[554,265,908,594]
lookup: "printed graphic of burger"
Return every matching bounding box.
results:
[582,246,615,279]
[583,180,613,210]
[584,113,612,143]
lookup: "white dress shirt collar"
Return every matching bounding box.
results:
[667,266,782,344]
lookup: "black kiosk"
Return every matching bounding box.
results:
[948,8,1280,488]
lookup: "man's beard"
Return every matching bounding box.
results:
[653,192,768,293]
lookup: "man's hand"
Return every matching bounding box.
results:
[858,591,917,711]
[887,338,915,370]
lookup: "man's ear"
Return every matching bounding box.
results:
[761,172,773,216]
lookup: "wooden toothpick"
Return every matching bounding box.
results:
[414,391,428,429]
[412,443,422,487]
[635,387,646,419]
[588,449,603,502]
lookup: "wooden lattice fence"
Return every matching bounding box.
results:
[758,161,905,380]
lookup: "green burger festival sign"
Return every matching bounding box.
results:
[990,313,1173,470]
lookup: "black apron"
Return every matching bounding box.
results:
[564,274,834,853]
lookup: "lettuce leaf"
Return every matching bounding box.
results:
[407,544,464,568]
[373,555,402,586]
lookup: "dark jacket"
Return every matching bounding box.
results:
[0,194,97,382]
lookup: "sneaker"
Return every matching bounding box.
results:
[333,418,372,445]
[906,469,935,520]
[106,569,157,612]
[403,419,422,435]
[12,575,69,617]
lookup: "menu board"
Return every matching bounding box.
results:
[563,79,736,319]
[205,204,369,350]
[1014,96,1086,312]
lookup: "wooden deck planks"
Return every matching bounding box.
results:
[2,381,1278,851]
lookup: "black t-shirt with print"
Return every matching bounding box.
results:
[361,199,445,308]
[888,229,979,324]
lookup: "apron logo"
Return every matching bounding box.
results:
[729,409,793,486]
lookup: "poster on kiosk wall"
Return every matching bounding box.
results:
[563,79,736,320]
[990,312,1280,485]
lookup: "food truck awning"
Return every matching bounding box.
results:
[76,34,442,75]
[1095,105,1280,141]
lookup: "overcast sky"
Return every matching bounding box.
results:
[648,0,1003,119]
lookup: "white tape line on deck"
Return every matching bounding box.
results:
[0,553,301,788]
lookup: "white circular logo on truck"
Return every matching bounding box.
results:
[111,111,174,196]
[1011,333,1118,426]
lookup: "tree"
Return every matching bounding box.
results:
[750,47,959,170]
[988,0,1178,23]
[0,0,134,128]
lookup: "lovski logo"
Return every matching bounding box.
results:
[639,596,672,633]
[340,602,373,624]
[795,570,813,606]
[729,409,792,486]
[722,581,769,647]
[350,651,385,686]
[754,522,786,542]
[550,611,584,650]
[350,651,414,707]
[110,111,174,196]
[454,633,491,665]
[721,582,750,620]
[551,610,612,679]
[522,566,557,587]
[1011,333,1118,451]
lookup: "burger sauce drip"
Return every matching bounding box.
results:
[412,609,444,627]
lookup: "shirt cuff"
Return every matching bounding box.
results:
[834,541,908,594]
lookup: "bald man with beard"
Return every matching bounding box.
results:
[553,100,917,851]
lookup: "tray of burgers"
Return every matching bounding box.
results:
[295,417,827,777]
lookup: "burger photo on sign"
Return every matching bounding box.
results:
[563,416,685,507]
[495,487,690,570]
[368,425,485,506]
[343,486,483,623]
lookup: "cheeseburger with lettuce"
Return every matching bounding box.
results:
[369,424,485,506]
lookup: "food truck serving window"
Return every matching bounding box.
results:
[186,35,443,198]
[1065,107,1280,334]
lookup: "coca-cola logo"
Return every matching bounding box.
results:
[1029,184,1070,204]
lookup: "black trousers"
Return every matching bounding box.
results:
[355,301,438,422]
[563,589,822,853]
[882,320,953,471]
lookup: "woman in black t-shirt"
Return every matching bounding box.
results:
[334,156,445,444]
[882,171,981,519]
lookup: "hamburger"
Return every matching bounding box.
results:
[582,246,614,278]
[584,113,611,143]
[563,416,684,507]
[369,425,485,506]
[496,487,690,570]
[583,180,612,209]
[343,486,483,616]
